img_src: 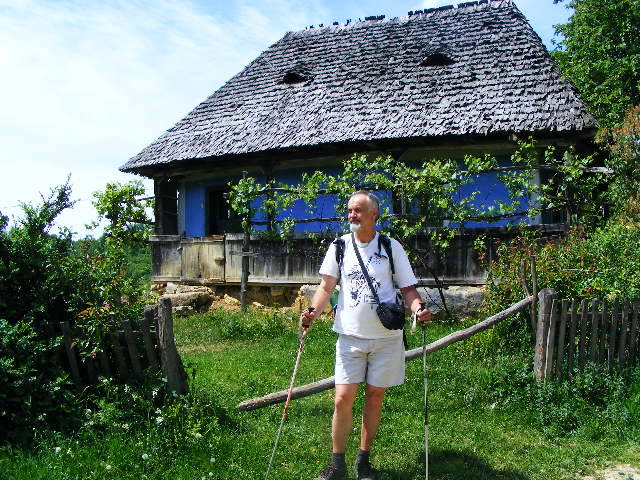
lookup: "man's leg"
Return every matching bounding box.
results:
[332,383,359,453]
[360,384,386,451]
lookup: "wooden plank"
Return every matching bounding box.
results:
[158,297,188,395]
[630,302,639,363]
[85,356,98,384]
[555,299,569,379]
[60,321,82,387]
[535,289,556,380]
[121,320,143,377]
[545,298,559,379]
[618,300,630,366]
[110,332,129,382]
[97,349,113,378]
[599,300,608,364]
[142,306,160,370]
[589,298,600,363]
[567,298,578,375]
[239,295,536,411]
[608,299,619,371]
[578,299,588,370]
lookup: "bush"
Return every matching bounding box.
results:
[480,220,640,353]
[488,362,639,439]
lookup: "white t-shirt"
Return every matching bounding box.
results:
[319,232,418,339]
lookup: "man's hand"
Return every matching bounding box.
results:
[415,303,432,324]
[299,306,316,328]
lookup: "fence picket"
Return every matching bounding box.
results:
[600,300,608,363]
[619,301,629,366]
[122,320,143,377]
[142,306,159,370]
[110,332,130,381]
[97,349,113,378]
[545,299,558,379]
[631,302,639,363]
[608,300,619,371]
[555,299,569,379]
[567,298,578,375]
[578,299,588,370]
[85,357,98,384]
[61,321,82,387]
[589,298,600,363]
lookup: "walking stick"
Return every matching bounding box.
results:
[412,302,429,480]
[264,307,314,480]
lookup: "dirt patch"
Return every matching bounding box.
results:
[582,464,640,480]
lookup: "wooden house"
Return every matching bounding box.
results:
[121,0,596,292]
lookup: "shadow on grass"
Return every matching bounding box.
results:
[378,448,529,480]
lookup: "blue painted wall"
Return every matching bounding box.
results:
[180,160,532,237]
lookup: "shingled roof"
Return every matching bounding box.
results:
[121,0,596,175]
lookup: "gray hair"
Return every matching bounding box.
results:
[349,190,380,213]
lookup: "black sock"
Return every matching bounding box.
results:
[355,449,370,464]
[332,452,346,470]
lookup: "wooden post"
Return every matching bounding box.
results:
[158,297,188,395]
[530,254,538,330]
[535,289,556,380]
[544,298,559,379]
[240,171,250,311]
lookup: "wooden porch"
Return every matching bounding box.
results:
[150,225,567,287]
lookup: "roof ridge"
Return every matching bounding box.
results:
[297,0,512,33]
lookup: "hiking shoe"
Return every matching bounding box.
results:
[354,459,377,480]
[315,464,347,480]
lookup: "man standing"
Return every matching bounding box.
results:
[300,190,431,480]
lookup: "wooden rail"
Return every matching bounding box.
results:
[236,295,534,411]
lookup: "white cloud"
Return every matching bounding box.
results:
[0,0,318,235]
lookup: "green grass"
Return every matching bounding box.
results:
[1,309,640,479]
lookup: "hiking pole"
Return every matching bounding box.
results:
[412,302,429,480]
[264,306,314,480]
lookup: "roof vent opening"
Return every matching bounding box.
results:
[282,65,311,85]
[421,52,455,67]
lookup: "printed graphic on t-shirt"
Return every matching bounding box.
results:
[346,253,384,307]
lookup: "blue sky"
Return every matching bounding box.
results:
[0,0,572,236]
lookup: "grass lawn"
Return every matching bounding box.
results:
[1,309,639,479]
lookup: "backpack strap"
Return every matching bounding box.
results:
[378,234,395,275]
[333,237,346,282]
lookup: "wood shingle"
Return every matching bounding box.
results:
[121,0,596,174]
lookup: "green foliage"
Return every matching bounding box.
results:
[552,0,640,126]
[480,219,640,352]
[0,179,155,443]
[600,105,640,216]
[488,362,639,438]
[0,319,77,444]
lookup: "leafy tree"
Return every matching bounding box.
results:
[552,0,640,126]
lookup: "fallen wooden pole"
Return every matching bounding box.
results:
[237,295,534,411]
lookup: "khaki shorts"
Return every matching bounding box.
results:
[335,334,405,388]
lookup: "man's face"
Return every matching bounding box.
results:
[347,194,377,232]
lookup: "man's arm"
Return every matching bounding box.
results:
[400,285,432,323]
[300,274,338,326]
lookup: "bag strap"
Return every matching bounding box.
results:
[351,233,381,305]
[378,234,395,275]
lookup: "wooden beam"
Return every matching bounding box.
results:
[236,295,534,411]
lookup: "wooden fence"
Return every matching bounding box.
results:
[535,289,640,380]
[60,297,187,394]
